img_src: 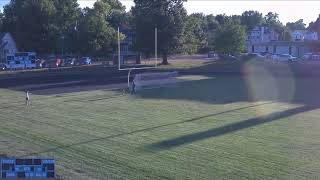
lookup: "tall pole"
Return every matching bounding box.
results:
[118,27,121,70]
[155,26,158,67]
[61,35,65,58]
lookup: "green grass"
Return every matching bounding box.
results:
[1,74,320,179]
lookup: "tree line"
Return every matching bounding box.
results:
[0,0,319,64]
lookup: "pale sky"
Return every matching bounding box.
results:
[77,0,320,25]
[1,0,319,25]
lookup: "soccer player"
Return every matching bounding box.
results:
[131,80,136,94]
[26,91,30,106]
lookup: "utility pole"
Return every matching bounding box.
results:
[155,25,158,67]
[61,35,65,57]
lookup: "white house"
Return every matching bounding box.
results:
[305,32,318,41]
[291,30,305,41]
[246,26,320,56]
[246,40,320,57]
[247,26,279,43]
[0,32,18,63]
[291,30,318,41]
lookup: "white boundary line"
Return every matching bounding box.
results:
[118,66,157,71]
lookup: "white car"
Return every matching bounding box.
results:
[248,53,265,60]
[0,63,7,71]
[273,54,297,62]
[271,54,278,61]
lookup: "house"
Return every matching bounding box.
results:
[291,30,318,41]
[247,26,279,43]
[246,26,320,57]
[246,41,320,57]
[305,32,318,41]
[0,32,18,63]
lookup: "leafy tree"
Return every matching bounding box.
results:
[2,0,82,55]
[241,10,263,31]
[264,12,280,25]
[181,13,207,54]
[231,15,241,24]
[286,19,306,31]
[3,0,57,54]
[0,12,4,31]
[102,0,128,28]
[215,14,230,25]
[133,0,187,64]
[77,1,118,56]
[263,12,288,40]
[283,28,292,41]
[308,15,320,35]
[214,21,246,55]
[53,0,81,54]
[205,15,219,51]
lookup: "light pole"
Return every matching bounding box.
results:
[61,35,65,57]
[155,25,158,67]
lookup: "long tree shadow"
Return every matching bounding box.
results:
[136,60,320,106]
[139,61,320,151]
[19,102,273,157]
[147,105,317,151]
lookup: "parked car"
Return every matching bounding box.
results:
[208,51,218,59]
[77,57,92,65]
[42,57,62,68]
[0,63,7,71]
[63,57,76,67]
[273,54,297,62]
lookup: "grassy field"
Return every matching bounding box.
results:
[1,67,320,180]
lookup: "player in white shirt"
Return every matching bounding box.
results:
[26,91,30,106]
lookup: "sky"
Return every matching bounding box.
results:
[1,0,320,25]
[78,0,320,25]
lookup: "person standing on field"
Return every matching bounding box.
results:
[26,91,30,106]
[131,80,136,94]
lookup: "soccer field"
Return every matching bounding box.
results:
[1,73,320,179]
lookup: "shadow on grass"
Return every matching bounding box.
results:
[135,60,320,106]
[19,102,272,157]
[147,105,317,151]
[0,66,150,95]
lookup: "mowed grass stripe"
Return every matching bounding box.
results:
[2,75,320,179]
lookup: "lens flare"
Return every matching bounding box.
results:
[243,60,296,116]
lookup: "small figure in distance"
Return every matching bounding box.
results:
[26,91,30,106]
[131,80,136,94]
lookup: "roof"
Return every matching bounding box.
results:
[248,40,320,46]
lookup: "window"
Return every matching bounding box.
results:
[7,56,14,61]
